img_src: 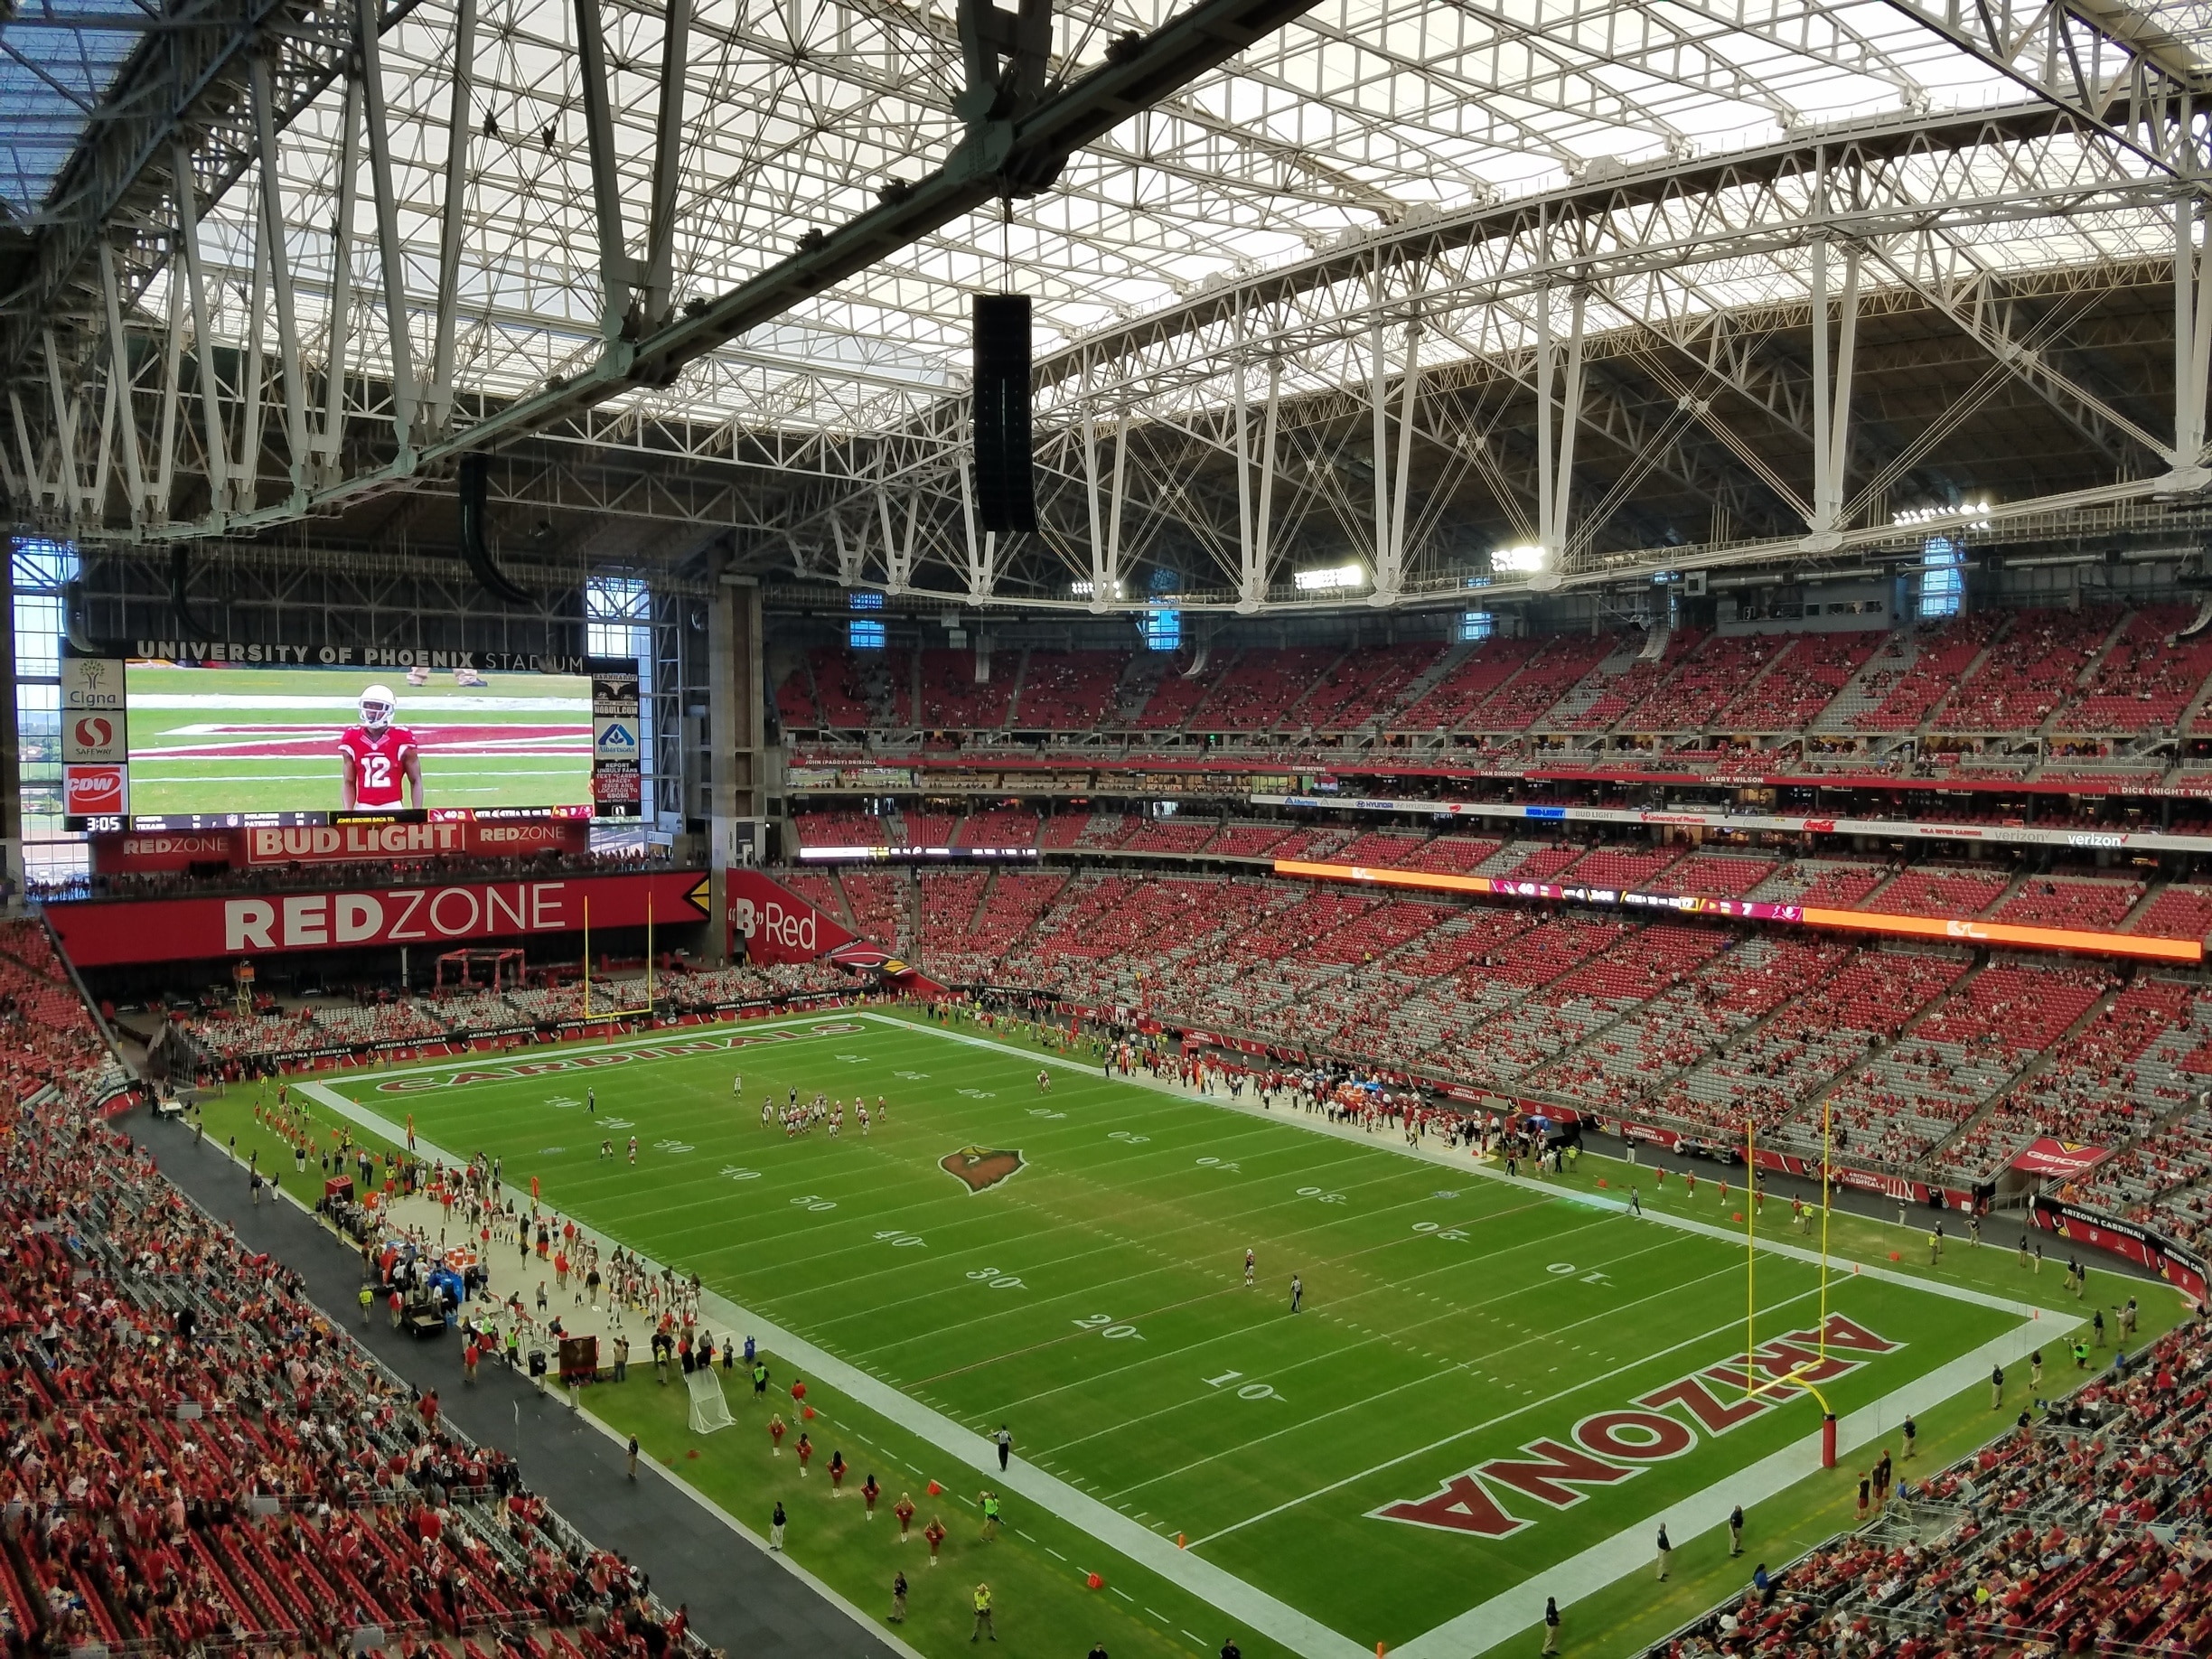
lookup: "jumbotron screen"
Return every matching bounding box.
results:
[121,661,595,823]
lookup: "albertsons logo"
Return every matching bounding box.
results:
[596,722,637,752]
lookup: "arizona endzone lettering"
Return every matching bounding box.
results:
[374,1023,864,1092]
[1371,1314,1901,1539]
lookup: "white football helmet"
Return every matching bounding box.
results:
[360,684,397,733]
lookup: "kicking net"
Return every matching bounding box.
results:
[685,1366,734,1435]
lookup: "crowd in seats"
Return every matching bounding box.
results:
[915,871,989,976]
[773,661,819,728]
[1121,818,1217,854]
[804,646,901,726]
[1657,949,1969,1147]
[915,649,1013,729]
[1484,841,1586,882]
[1264,826,1354,862]
[1561,844,1686,891]
[2131,884,2212,943]
[1466,635,1617,730]
[1335,830,1429,867]
[1942,976,2198,1181]
[1391,639,1544,730]
[1036,814,1092,851]
[1397,834,1502,875]
[775,870,847,925]
[1011,651,1129,728]
[1616,633,1786,732]
[1301,642,1443,730]
[1647,1317,2212,1659]
[954,809,1040,849]
[1804,961,2105,1167]
[1993,875,2144,930]
[1645,851,1779,898]
[1749,860,1889,908]
[1530,936,1843,1113]
[839,870,912,951]
[1850,616,2006,731]
[1866,867,2011,918]
[2062,604,2212,732]
[1551,631,1704,731]
[1130,667,1211,731]
[1206,822,1297,859]
[791,811,886,849]
[0,1059,706,1659]
[1188,648,1341,731]
[1720,632,1880,730]
[927,873,1069,984]
[897,811,960,848]
[1073,813,1133,850]
[1936,606,2116,732]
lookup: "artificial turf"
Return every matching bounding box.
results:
[194,1008,2173,1659]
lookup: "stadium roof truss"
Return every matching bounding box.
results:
[5,0,2212,614]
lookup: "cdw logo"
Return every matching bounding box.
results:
[1372,1314,1899,1538]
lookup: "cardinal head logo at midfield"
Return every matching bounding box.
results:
[940,1147,1025,1195]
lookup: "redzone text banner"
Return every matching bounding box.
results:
[44,870,710,966]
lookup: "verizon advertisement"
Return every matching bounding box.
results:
[727,869,854,965]
[46,870,710,967]
[90,819,590,874]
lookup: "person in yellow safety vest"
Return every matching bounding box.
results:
[970,1582,994,1642]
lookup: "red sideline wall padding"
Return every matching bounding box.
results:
[46,870,711,966]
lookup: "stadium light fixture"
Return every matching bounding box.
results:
[1071,578,1124,598]
[1893,500,1992,530]
[1491,544,1548,574]
[1292,564,1366,593]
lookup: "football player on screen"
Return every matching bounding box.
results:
[338,683,423,810]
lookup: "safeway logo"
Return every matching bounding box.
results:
[1373,1314,1899,1539]
[72,717,113,750]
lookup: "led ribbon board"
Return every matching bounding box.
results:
[1271,858,2204,964]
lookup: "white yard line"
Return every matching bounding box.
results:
[295,1079,1368,1659]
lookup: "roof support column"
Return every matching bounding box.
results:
[250,55,313,501]
[642,0,692,328]
[1234,308,1259,611]
[1535,287,1586,567]
[323,73,361,476]
[1380,311,1419,605]
[1804,238,1860,548]
[2175,197,2212,476]
[1256,356,1280,608]
[430,0,478,436]
[575,0,639,341]
[97,243,146,526]
[171,145,228,517]
[357,0,418,458]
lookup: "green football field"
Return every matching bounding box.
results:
[207,1010,2132,1659]
[124,663,592,814]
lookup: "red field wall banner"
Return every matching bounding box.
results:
[726,869,855,964]
[2009,1138,2111,1177]
[46,870,711,966]
[2031,1195,2207,1304]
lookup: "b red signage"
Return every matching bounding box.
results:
[44,870,708,966]
[726,869,854,964]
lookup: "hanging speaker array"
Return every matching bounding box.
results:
[972,293,1036,533]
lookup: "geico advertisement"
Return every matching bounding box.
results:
[45,871,709,966]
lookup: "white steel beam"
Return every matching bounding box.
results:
[430,0,477,436]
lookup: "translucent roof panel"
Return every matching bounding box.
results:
[112,0,2212,445]
[0,0,154,219]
